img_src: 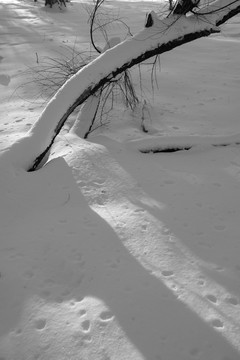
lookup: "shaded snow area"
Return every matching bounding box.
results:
[1,0,240,359]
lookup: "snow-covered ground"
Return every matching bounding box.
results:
[1,0,240,359]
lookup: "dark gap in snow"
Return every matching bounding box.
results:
[212,143,229,147]
[212,142,240,147]
[140,146,192,154]
[140,142,240,154]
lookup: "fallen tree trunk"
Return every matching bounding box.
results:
[6,0,240,171]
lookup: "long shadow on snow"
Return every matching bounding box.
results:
[0,137,239,359]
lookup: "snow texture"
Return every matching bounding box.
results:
[1,0,240,359]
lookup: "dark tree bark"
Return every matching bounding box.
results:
[45,0,66,8]
[172,0,201,14]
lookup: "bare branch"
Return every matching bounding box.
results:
[9,0,240,171]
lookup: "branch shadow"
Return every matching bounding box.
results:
[0,137,240,359]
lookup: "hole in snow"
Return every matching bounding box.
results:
[161,270,174,277]
[35,318,47,330]
[225,296,239,306]
[211,318,224,329]
[99,310,114,321]
[79,309,87,317]
[81,320,91,332]
[206,294,218,304]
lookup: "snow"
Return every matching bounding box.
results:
[1,0,240,359]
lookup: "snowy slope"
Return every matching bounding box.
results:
[1,1,240,359]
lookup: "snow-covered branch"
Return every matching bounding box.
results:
[5,0,240,171]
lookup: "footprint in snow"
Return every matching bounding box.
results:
[210,318,224,329]
[225,296,239,306]
[197,279,205,286]
[0,74,10,86]
[205,294,218,304]
[78,309,87,317]
[141,224,148,231]
[81,319,91,332]
[81,334,92,344]
[99,310,114,322]
[161,270,174,277]
[34,318,47,330]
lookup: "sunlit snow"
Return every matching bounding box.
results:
[1,0,240,359]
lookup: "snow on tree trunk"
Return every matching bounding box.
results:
[70,37,122,139]
[2,0,240,171]
[70,95,100,139]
